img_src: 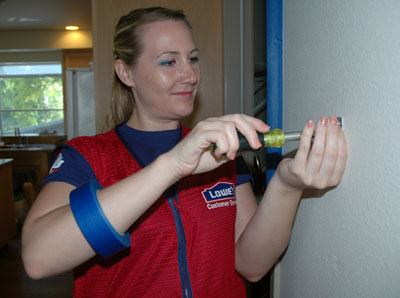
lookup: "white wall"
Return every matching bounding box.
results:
[278,1,400,297]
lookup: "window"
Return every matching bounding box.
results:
[0,62,64,135]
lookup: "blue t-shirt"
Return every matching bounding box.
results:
[45,123,252,187]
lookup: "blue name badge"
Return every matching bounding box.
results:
[201,182,235,202]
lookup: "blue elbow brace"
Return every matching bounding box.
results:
[69,180,131,257]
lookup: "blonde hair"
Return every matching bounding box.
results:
[105,7,192,129]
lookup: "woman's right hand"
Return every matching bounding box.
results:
[166,114,270,178]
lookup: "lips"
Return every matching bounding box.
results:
[172,91,193,96]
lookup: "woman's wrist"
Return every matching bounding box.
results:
[274,159,305,196]
[155,152,183,183]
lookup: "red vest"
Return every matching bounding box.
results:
[68,128,246,297]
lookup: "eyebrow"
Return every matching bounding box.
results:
[157,48,199,58]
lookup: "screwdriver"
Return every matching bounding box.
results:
[211,117,342,153]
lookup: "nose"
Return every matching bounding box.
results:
[180,61,199,85]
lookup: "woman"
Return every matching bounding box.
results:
[21,7,347,297]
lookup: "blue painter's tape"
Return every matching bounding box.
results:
[266,0,283,183]
[70,180,131,257]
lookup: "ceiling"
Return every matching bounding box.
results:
[0,0,92,30]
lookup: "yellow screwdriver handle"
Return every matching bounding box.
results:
[263,128,285,148]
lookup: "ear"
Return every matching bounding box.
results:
[114,59,135,87]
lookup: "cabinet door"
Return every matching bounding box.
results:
[0,162,16,247]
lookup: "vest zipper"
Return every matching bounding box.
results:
[167,195,193,298]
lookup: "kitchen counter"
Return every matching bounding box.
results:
[0,144,57,192]
[0,144,56,151]
[0,158,13,167]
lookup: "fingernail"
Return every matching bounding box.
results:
[307,120,314,128]
[330,116,337,125]
[320,116,328,125]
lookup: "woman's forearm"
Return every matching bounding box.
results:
[22,153,179,279]
[235,173,302,282]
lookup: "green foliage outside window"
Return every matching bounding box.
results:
[0,75,63,134]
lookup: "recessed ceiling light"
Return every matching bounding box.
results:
[65,25,79,31]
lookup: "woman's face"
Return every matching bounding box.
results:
[130,20,201,127]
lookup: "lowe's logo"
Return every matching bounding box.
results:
[202,182,235,202]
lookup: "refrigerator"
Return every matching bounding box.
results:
[65,68,96,140]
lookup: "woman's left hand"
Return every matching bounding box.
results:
[276,116,347,192]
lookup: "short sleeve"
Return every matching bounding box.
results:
[44,145,96,187]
